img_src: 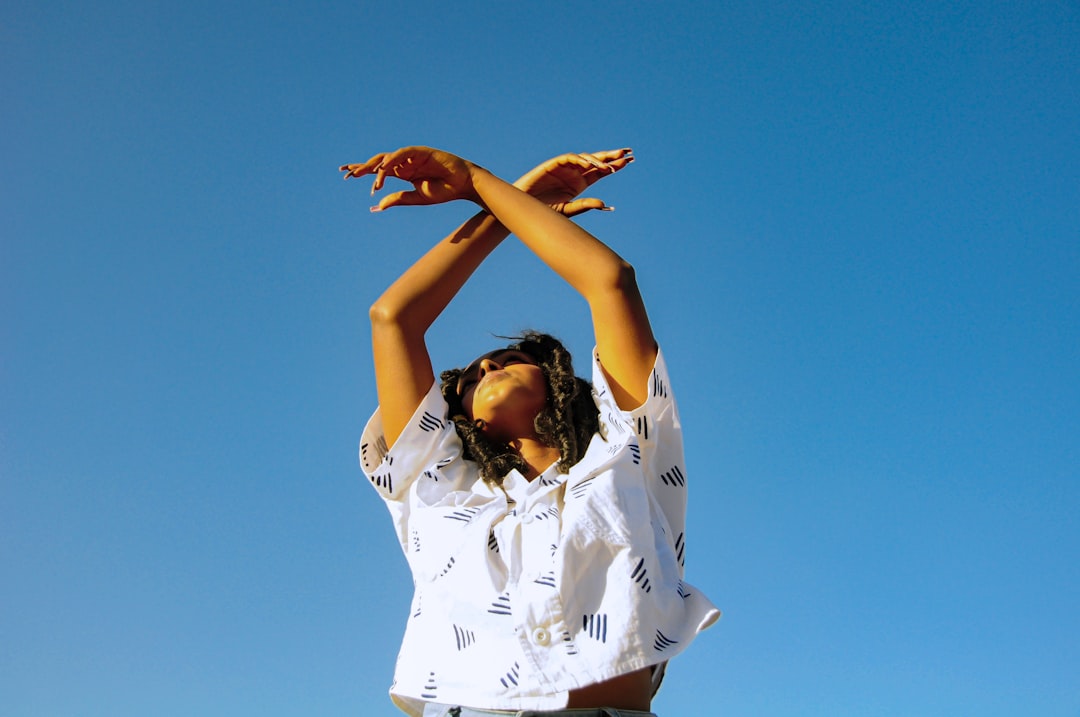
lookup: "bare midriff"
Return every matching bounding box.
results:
[565,666,653,710]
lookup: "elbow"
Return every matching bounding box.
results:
[609,259,640,294]
[587,259,642,304]
[369,296,403,328]
[369,295,427,336]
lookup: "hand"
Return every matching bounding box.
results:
[513,149,634,217]
[340,146,480,212]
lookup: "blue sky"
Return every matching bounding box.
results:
[3,1,1078,715]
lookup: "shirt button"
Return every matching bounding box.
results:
[531,627,551,646]
[521,513,534,524]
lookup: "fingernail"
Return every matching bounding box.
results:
[600,206,615,211]
[370,205,382,213]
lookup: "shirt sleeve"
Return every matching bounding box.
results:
[359,382,472,549]
[591,346,689,571]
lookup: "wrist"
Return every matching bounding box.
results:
[466,162,491,184]
[464,163,494,207]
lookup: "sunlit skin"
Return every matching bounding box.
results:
[455,349,560,479]
[456,350,543,423]
[565,667,652,710]
[345,146,657,710]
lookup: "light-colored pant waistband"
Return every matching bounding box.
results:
[422,704,657,717]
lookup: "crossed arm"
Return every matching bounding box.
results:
[342,147,656,446]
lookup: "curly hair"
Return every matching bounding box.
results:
[439,331,600,485]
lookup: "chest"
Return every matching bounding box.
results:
[407,444,650,591]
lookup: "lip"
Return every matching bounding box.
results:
[476,370,506,391]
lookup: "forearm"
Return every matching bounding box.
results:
[469,166,632,299]
[369,209,509,334]
[468,164,656,408]
[369,209,509,445]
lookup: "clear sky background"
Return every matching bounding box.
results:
[3,1,1078,715]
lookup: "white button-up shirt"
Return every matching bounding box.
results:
[359,347,720,716]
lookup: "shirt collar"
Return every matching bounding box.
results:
[500,461,561,504]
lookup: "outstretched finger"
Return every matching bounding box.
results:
[587,148,633,163]
[574,153,613,173]
[576,154,633,182]
[604,154,634,172]
[549,152,601,171]
[587,149,634,171]
[340,153,386,179]
[560,197,612,217]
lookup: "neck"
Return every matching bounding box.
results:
[510,438,561,481]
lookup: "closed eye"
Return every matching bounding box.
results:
[499,351,535,366]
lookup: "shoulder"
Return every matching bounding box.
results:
[359,381,470,500]
[591,345,677,421]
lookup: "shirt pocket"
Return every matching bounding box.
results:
[405,495,495,583]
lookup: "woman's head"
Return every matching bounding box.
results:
[440,332,599,484]
[454,347,548,441]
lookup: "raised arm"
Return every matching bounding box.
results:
[350,146,656,410]
[341,150,630,446]
[364,209,508,447]
[469,155,657,410]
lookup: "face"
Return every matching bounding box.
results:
[456,349,547,441]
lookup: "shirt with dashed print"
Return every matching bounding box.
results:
[359,347,720,716]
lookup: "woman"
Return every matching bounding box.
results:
[342,147,718,717]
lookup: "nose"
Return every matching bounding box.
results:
[477,357,502,378]
[477,356,501,377]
